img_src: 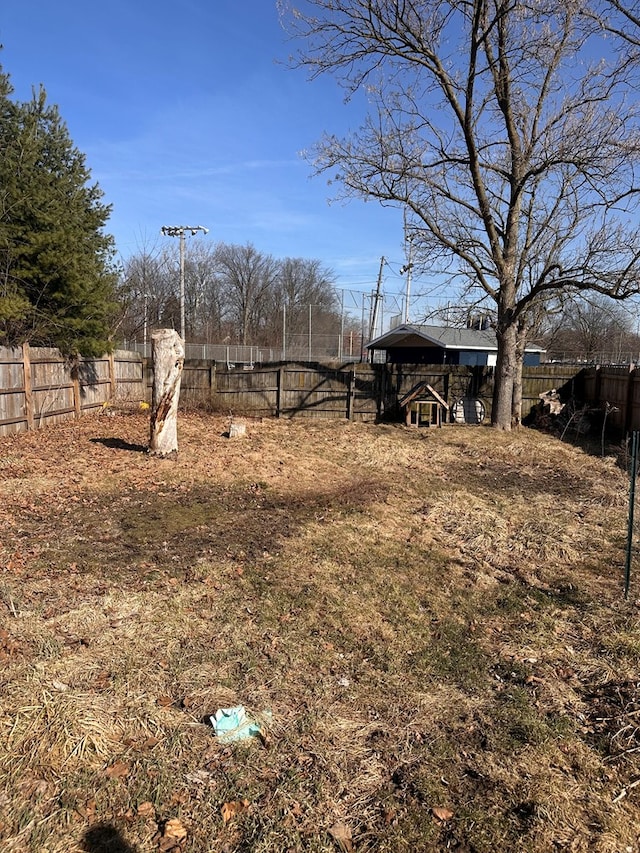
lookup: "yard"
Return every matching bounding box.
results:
[0,412,639,852]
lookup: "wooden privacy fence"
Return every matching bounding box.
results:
[6,347,634,436]
[0,345,144,436]
[173,361,582,423]
[580,365,640,433]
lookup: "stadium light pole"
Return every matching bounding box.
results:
[160,225,209,340]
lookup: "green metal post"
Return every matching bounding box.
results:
[624,431,639,600]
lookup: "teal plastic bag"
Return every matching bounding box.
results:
[210,706,267,743]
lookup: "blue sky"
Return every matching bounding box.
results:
[1,0,427,322]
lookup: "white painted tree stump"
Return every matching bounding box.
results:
[149,329,184,457]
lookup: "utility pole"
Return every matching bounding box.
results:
[143,293,149,353]
[369,256,385,349]
[160,225,209,340]
[282,303,287,361]
[339,289,345,361]
[400,238,414,324]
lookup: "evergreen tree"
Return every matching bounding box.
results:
[0,66,117,356]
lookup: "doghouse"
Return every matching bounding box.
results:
[400,382,449,427]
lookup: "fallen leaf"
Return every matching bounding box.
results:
[432,806,454,821]
[74,798,97,820]
[221,799,250,823]
[93,669,111,689]
[157,817,188,851]
[556,667,575,680]
[383,807,397,825]
[169,790,190,805]
[157,695,174,707]
[105,761,130,779]
[137,801,155,818]
[163,817,187,840]
[185,769,212,785]
[329,821,353,852]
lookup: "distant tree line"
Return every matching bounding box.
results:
[5,45,640,374]
[543,295,640,365]
[118,241,352,354]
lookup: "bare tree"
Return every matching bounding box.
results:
[281,0,640,428]
[183,242,228,342]
[213,243,279,346]
[276,257,338,336]
[598,0,640,45]
[118,243,173,343]
[278,258,336,316]
[546,294,639,362]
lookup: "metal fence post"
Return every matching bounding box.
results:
[625,430,639,599]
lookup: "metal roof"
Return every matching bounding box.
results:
[367,324,545,352]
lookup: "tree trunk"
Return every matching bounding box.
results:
[511,350,523,428]
[149,328,184,457]
[511,325,527,428]
[492,322,517,430]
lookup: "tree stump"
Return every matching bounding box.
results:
[149,329,184,457]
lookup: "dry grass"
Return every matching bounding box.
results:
[0,413,639,852]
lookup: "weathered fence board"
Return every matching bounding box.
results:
[626,373,640,433]
[567,365,640,433]
[0,346,145,436]
[282,366,352,419]
[591,368,631,430]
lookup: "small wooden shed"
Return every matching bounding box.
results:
[400,382,449,427]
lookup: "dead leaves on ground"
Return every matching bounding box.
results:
[127,804,188,852]
[0,628,20,661]
[221,798,250,823]
[137,801,155,818]
[156,817,188,851]
[104,760,130,779]
[73,798,97,822]
[432,806,455,821]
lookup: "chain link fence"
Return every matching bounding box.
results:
[120,333,386,365]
